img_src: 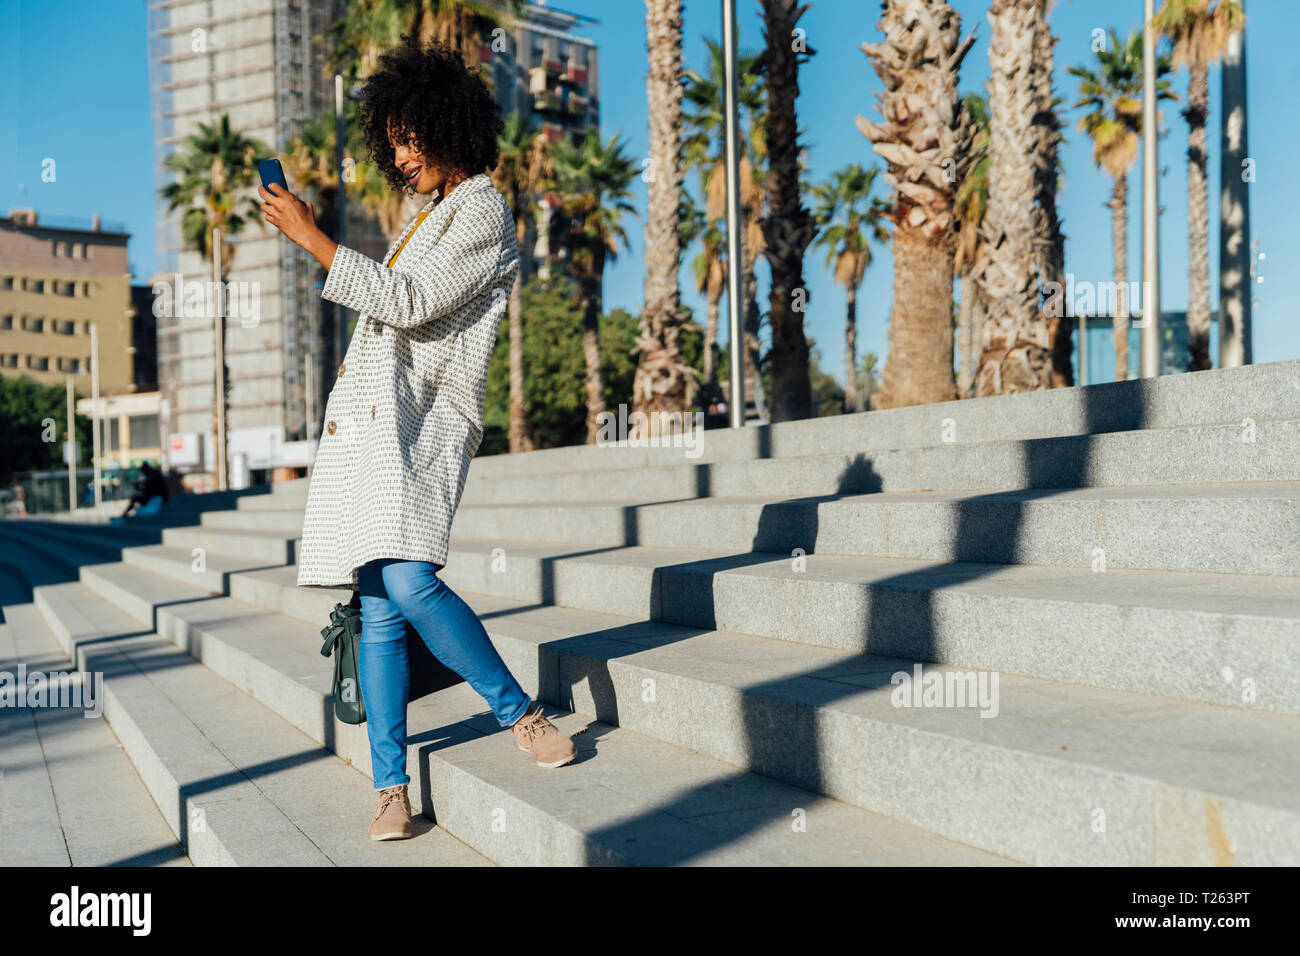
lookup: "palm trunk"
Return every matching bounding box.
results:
[969,277,985,391]
[741,248,766,418]
[880,230,957,408]
[704,290,720,383]
[958,273,974,397]
[1185,60,1212,371]
[1111,173,1130,382]
[1033,9,1069,387]
[760,0,814,423]
[977,0,1053,397]
[844,285,859,412]
[634,0,690,427]
[581,252,606,444]
[508,206,533,453]
[507,277,531,453]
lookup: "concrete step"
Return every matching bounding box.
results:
[159,525,299,565]
[462,359,1300,480]
[202,508,305,533]
[35,513,1294,717]
[0,563,491,867]
[74,554,1300,866]
[17,516,1294,717]
[455,419,1300,505]
[0,522,278,597]
[430,537,1300,715]
[67,478,1300,579]
[8,543,1003,865]
[7,518,165,549]
[446,482,1300,577]
[0,575,189,866]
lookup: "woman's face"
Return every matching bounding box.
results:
[388,124,448,195]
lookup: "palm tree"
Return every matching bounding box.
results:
[161,115,269,276]
[977,0,1054,397]
[1032,11,1070,388]
[493,113,551,452]
[634,0,696,434]
[159,114,270,488]
[548,129,639,443]
[326,0,520,78]
[758,0,816,422]
[812,164,891,413]
[860,351,881,409]
[680,191,726,384]
[1070,29,1175,383]
[858,0,975,408]
[954,93,990,398]
[1154,0,1245,371]
[684,38,769,419]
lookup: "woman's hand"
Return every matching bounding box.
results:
[259,183,339,271]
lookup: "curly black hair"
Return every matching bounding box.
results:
[358,37,503,195]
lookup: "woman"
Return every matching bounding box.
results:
[260,37,575,843]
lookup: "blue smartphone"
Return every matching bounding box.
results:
[258,158,288,192]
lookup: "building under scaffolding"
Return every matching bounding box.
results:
[148,0,599,484]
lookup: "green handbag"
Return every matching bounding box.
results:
[320,591,368,724]
[319,589,465,725]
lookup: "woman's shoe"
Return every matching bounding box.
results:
[368,784,414,841]
[511,702,577,768]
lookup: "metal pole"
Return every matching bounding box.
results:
[213,227,228,491]
[1219,0,1250,367]
[1079,313,1087,387]
[90,322,102,507]
[721,0,745,428]
[1140,0,1162,378]
[66,375,76,510]
[335,74,348,374]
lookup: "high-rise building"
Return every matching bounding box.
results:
[148,0,343,485]
[148,1,599,484]
[486,2,600,274]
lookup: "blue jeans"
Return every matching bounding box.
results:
[357,558,531,791]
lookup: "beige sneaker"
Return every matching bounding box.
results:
[368,784,413,841]
[511,702,577,768]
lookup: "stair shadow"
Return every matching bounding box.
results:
[560,382,1144,863]
[99,844,191,867]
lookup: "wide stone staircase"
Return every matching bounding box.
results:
[2,359,1298,866]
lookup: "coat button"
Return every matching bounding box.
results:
[327,420,337,435]
[338,363,346,376]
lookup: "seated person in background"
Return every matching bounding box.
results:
[120,461,169,517]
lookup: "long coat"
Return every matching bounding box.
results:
[296,173,518,589]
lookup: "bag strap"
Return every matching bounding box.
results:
[320,620,343,658]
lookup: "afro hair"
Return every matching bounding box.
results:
[358,36,504,195]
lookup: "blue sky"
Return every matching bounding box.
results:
[2,0,1295,376]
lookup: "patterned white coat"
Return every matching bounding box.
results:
[296,173,518,589]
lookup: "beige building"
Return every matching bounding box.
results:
[0,210,135,394]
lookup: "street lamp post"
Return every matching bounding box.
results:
[1219,0,1251,368]
[66,376,76,510]
[1140,0,1163,378]
[335,74,349,378]
[721,0,745,428]
[212,227,228,491]
[90,321,102,507]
